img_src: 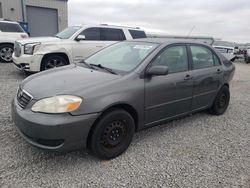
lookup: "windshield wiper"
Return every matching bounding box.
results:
[79,60,95,69]
[90,64,117,75]
[54,35,61,39]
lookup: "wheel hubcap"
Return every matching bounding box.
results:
[45,58,65,70]
[0,47,13,62]
[101,120,127,148]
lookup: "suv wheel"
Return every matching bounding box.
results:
[0,44,14,63]
[90,109,135,159]
[41,55,68,71]
[209,86,230,115]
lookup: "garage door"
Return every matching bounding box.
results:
[0,3,2,18]
[26,6,58,37]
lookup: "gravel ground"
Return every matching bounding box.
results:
[0,62,250,188]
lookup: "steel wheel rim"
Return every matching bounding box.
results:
[218,93,228,108]
[0,47,13,62]
[101,120,127,148]
[45,58,65,70]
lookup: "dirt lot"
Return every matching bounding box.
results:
[0,62,250,188]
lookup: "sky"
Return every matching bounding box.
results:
[68,0,250,43]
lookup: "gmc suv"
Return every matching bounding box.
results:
[13,24,146,73]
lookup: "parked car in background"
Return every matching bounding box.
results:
[245,46,250,64]
[213,41,237,61]
[147,34,215,45]
[0,19,29,62]
[12,24,146,73]
[12,39,235,159]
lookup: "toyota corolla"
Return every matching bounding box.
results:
[11,39,235,159]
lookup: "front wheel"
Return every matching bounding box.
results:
[41,55,68,71]
[89,109,135,159]
[0,44,14,63]
[209,86,230,115]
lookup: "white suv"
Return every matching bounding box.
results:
[13,24,146,72]
[0,20,29,62]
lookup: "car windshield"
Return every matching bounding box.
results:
[55,26,81,39]
[85,42,159,74]
[0,22,24,33]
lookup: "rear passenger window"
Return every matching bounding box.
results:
[129,30,146,39]
[190,46,214,69]
[152,46,188,73]
[101,28,125,41]
[81,28,101,40]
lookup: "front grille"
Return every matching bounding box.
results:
[17,88,33,108]
[14,42,21,57]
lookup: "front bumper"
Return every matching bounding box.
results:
[11,97,99,152]
[12,54,43,72]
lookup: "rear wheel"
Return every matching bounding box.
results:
[209,86,230,115]
[246,56,250,64]
[41,54,68,71]
[90,109,135,159]
[0,44,14,63]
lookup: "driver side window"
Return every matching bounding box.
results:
[80,28,101,40]
[151,45,188,74]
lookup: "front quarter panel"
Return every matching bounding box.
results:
[71,73,145,129]
[34,41,74,64]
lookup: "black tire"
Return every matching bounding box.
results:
[0,44,14,63]
[246,57,250,64]
[90,109,135,159]
[41,54,68,71]
[209,86,230,115]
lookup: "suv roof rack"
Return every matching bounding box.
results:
[99,24,140,30]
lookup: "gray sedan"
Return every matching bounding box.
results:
[11,39,235,159]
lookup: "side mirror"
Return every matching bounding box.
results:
[75,34,86,41]
[146,66,169,76]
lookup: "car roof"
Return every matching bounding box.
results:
[0,19,19,24]
[71,24,144,31]
[131,38,213,46]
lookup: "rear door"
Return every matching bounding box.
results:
[188,44,223,110]
[145,44,193,125]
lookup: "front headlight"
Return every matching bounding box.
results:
[31,95,82,114]
[24,43,41,55]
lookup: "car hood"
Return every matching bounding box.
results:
[17,37,61,45]
[21,65,121,99]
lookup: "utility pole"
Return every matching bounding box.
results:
[21,0,25,22]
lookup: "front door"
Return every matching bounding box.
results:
[73,27,125,63]
[145,45,193,126]
[73,27,112,63]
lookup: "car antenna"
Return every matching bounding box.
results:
[186,25,196,37]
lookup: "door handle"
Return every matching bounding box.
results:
[184,74,192,80]
[96,45,104,48]
[216,69,222,74]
